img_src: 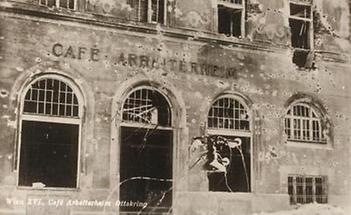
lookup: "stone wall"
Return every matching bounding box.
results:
[0,0,351,214]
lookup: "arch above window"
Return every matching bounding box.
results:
[207,95,250,132]
[284,103,326,144]
[121,87,172,127]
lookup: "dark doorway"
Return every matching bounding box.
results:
[120,127,173,214]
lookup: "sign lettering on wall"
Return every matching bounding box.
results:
[51,43,239,79]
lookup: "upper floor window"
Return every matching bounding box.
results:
[127,0,167,24]
[18,76,83,188]
[217,0,245,37]
[39,0,76,10]
[289,0,313,50]
[284,103,326,144]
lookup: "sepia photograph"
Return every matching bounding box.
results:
[0,0,350,214]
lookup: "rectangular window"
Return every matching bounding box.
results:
[208,136,250,193]
[289,0,313,49]
[39,0,75,9]
[288,175,328,204]
[19,121,79,188]
[127,0,166,24]
[217,0,245,37]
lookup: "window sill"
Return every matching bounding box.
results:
[17,186,79,192]
[292,47,312,51]
[285,141,333,150]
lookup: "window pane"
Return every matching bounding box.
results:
[59,104,65,116]
[38,102,44,114]
[305,177,313,203]
[59,0,68,9]
[46,103,52,115]
[47,0,55,8]
[23,101,37,113]
[288,176,295,204]
[289,19,310,49]
[293,118,301,139]
[140,0,148,22]
[154,0,165,23]
[285,118,291,138]
[73,106,79,117]
[290,3,311,19]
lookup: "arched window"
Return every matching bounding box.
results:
[119,86,173,213]
[208,96,250,132]
[18,76,83,188]
[122,87,171,127]
[206,95,251,193]
[284,103,325,143]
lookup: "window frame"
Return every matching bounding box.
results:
[38,0,77,10]
[284,102,326,145]
[16,74,84,190]
[129,0,168,25]
[207,95,251,135]
[217,0,246,38]
[206,94,253,192]
[289,0,314,50]
[288,174,328,204]
[120,86,173,130]
[148,0,167,24]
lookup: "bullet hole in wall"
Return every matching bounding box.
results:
[35,57,42,63]
[0,89,9,98]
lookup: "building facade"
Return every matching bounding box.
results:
[0,0,351,214]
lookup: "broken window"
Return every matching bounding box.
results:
[127,0,166,24]
[207,96,251,192]
[120,87,172,213]
[289,0,313,49]
[284,103,326,143]
[208,96,250,131]
[39,0,75,10]
[217,0,245,37]
[288,175,328,204]
[18,77,82,188]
